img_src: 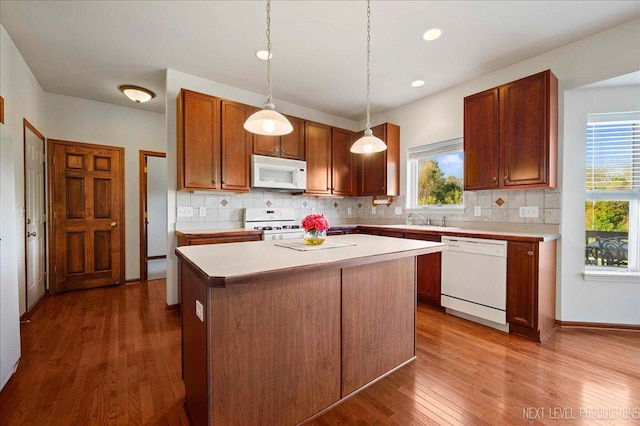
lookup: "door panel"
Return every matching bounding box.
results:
[25,121,46,310]
[50,140,124,293]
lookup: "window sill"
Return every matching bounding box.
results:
[582,269,640,283]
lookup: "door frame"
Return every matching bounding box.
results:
[23,119,46,314]
[139,150,166,282]
[47,139,126,294]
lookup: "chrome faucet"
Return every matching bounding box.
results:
[441,216,446,227]
[407,212,427,225]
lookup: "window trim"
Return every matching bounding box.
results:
[406,137,465,213]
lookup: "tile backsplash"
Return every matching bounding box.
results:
[175,188,561,231]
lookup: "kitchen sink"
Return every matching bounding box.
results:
[382,224,461,231]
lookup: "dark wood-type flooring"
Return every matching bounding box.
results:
[0,280,638,425]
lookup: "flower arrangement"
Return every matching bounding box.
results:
[301,214,330,245]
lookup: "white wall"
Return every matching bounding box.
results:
[165,69,359,305]
[561,85,640,324]
[370,19,640,324]
[147,156,167,257]
[0,24,47,390]
[45,93,166,281]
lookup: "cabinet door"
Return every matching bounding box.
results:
[220,100,252,192]
[506,241,537,329]
[501,71,553,187]
[405,233,442,306]
[253,133,279,157]
[280,116,305,160]
[305,121,332,195]
[331,128,355,196]
[358,126,387,196]
[464,88,500,190]
[178,90,220,190]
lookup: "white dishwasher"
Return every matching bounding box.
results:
[441,236,508,329]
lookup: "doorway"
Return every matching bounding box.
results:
[48,139,125,293]
[24,119,46,313]
[139,151,167,282]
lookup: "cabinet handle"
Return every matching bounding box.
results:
[527,251,534,256]
[275,148,279,152]
[492,176,497,182]
[504,176,508,181]
[222,180,226,184]
[212,180,216,184]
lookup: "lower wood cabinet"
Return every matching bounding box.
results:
[405,233,442,307]
[506,240,557,342]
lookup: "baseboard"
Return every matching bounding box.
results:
[166,303,180,312]
[555,320,639,331]
[125,278,140,284]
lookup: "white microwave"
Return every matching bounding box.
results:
[251,155,307,192]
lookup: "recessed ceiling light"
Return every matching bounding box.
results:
[411,80,425,88]
[423,28,442,41]
[119,85,155,103]
[255,50,272,61]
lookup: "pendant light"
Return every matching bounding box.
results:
[351,0,387,154]
[244,0,293,136]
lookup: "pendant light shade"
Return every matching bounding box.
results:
[243,102,293,135]
[244,0,293,136]
[351,0,387,154]
[350,128,387,154]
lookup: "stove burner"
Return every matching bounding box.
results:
[282,225,301,229]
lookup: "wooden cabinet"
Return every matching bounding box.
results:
[367,229,405,238]
[176,230,263,247]
[405,233,442,307]
[305,121,332,195]
[506,240,556,342]
[177,90,252,192]
[464,70,557,190]
[357,123,400,196]
[331,128,356,196]
[253,115,305,160]
[220,100,252,192]
[177,89,220,190]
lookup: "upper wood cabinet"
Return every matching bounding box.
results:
[305,121,332,195]
[331,128,356,196]
[252,115,305,160]
[220,100,252,192]
[177,89,221,190]
[356,123,400,196]
[177,90,251,192]
[464,70,558,190]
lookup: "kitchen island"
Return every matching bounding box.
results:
[175,234,444,425]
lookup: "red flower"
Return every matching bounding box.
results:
[301,214,330,232]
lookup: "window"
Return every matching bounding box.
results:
[584,112,639,273]
[407,138,464,211]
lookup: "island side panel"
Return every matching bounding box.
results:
[209,269,342,425]
[180,260,209,426]
[341,257,416,397]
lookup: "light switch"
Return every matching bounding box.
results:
[519,206,539,218]
[474,206,482,216]
[371,207,377,215]
[347,207,352,216]
[177,207,193,217]
[395,207,403,215]
[195,300,204,322]
[199,207,207,217]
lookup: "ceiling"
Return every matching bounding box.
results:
[1,1,639,120]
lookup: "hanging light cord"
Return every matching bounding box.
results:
[266,0,273,105]
[365,0,372,130]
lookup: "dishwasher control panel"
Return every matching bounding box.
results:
[441,236,506,257]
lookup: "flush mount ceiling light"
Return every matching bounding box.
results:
[423,28,442,41]
[244,0,293,136]
[255,50,272,61]
[351,0,387,155]
[411,80,425,87]
[119,85,155,103]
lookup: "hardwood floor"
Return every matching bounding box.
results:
[1,280,638,425]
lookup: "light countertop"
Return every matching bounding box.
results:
[176,234,444,286]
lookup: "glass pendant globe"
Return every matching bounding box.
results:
[350,128,387,154]
[243,103,293,136]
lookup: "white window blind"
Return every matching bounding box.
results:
[586,112,640,200]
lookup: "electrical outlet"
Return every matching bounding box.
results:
[347,207,352,216]
[371,207,377,215]
[519,206,539,218]
[195,300,204,322]
[311,207,316,213]
[474,206,482,216]
[177,207,193,217]
[395,207,403,215]
[199,206,207,217]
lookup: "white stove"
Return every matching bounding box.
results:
[243,208,304,241]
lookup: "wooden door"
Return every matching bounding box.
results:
[177,89,220,190]
[280,116,305,160]
[304,121,331,195]
[24,120,47,309]
[331,128,354,196]
[464,88,500,190]
[49,140,125,293]
[506,241,537,330]
[220,100,251,192]
[500,71,550,187]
